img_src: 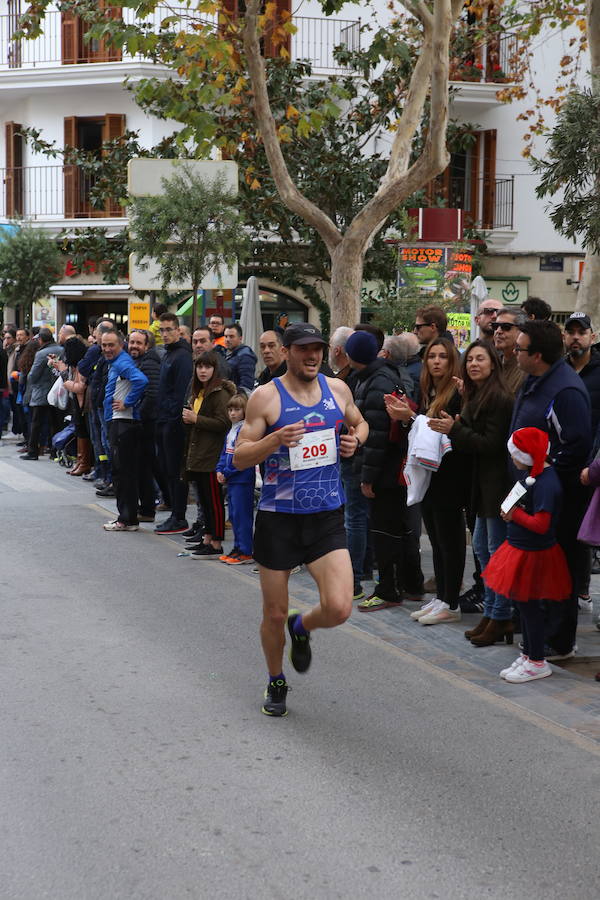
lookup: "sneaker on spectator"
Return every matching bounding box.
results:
[504,660,552,683]
[459,585,485,614]
[103,520,139,532]
[227,554,253,565]
[578,594,593,613]
[500,655,528,679]
[419,601,461,625]
[137,513,155,523]
[423,576,437,593]
[410,597,440,620]
[183,521,202,538]
[155,502,171,512]
[220,548,240,562]
[353,584,365,601]
[96,484,116,497]
[154,516,188,534]
[544,646,576,661]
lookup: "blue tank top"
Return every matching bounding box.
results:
[259,374,345,514]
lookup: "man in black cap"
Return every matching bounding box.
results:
[234,323,368,718]
[564,312,600,611]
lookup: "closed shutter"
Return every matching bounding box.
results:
[102,114,126,216]
[482,129,497,229]
[88,1,122,62]
[5,121,23,217]
[63,116,78,217]
[61,12,81,65]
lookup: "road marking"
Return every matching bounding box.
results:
[0,460,65,493]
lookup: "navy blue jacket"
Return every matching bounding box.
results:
[157,339,193,423]
[510,358,591,482]
[226,344,257,394]
[566,349,600,451]
[78,343,102,380]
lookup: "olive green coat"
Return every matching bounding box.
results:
[184,380,236,474]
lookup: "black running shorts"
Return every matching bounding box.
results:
[253,507,347,571]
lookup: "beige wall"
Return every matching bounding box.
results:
[483,254,584,313]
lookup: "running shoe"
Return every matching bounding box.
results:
[578,595,593,613]
[500,655,528,679]
[226,554,253,565]
[261,679,288,717]
[419,601,461,625]
[220,548,240,562]
[353,585,366,601]
[287,610,312,673]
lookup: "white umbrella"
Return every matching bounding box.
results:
[239,276,264,374]
[470,275,489,342]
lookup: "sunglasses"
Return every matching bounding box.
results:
[413,323,432,330]
[491,322,518,332]
[479,308,500,316]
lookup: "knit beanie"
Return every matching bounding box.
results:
[345,330,379,365]
[507,427,549,486]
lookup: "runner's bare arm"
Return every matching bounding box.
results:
[329,379,368,457]
[233,386,305,469]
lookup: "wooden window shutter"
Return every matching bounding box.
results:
[63,116,78,217]
[467,132,481,225]
[102,114,126,216]
[263,0,291,59]
[482,129,497,229]
[5,121,23,217]
[89,1,122,62]
[61,12,81,65]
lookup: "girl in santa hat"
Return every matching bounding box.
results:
[483,426,571,683]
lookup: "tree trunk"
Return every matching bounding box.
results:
[330,243,365,332]
[578,0,600,318]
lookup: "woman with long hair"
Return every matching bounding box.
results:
[182,350,236,558]
[429,340,515,644]
[387,337,465,624]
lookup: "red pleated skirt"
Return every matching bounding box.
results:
[483,540,571,604]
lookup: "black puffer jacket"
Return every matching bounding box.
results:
[157,338,193,422]
[567,349,600,448]
[352,358,409,487]
[136,348,161,422]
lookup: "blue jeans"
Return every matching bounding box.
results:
[473,516,510,620]
[0,393,11,433]
[341,458,370,586]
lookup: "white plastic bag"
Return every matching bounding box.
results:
[48,375,68,410]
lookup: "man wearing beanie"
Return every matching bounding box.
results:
[346,330,423,612]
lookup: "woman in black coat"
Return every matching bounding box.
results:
[429,340,514,645]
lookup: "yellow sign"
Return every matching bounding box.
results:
[128,301,151,332]
[447,312,472,352]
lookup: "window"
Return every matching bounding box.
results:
[5,121,23,217]
[61,2,122,65]
[64,115,126,218]
[221,0,291,58]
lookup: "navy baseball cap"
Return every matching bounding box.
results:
[564,312,593,330]
[282,323,328,347]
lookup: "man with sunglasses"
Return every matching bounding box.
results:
[492,307,527,395]
[475,299,503,341]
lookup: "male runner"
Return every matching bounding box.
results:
[234,323,368,717]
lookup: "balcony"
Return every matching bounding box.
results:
[1,165,125,221]
[0,9,360,75]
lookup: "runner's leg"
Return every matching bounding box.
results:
[303,548,353,631]
[259,566,292,675]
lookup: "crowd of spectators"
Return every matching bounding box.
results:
[2,294,600,682]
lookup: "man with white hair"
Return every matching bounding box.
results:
[380,334,419,401]
[329,326,353,381]
[58,324,76,345]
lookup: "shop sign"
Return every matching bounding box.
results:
[539,256,564,272]
[486,279,527,305]
[128,300,151,331]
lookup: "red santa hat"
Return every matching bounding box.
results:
[507,427,549,486]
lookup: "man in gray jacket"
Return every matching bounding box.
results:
[21,328,64,460]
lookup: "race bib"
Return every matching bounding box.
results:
[289,428,337,471]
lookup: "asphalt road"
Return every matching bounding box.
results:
[1,440,599,900]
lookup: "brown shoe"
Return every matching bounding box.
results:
[156,502,171,512]
[464,615,490,641]
[471,618,514,647]
[423,576,437,592]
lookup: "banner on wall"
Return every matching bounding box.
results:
[32,296,57,332]
[398,246,473,305]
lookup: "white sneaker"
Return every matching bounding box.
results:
[504,660,552,683]
[578,595,593,613]
[420,601,461,625]
[410,597,441,620]
[103,520,139,532]
[500,655,528,679]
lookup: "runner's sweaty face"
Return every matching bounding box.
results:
[286,342,323,382]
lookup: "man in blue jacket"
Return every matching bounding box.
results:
[512,319,591,659]
[155,312,193,534]
[225,324,257,395]
[101,330,148,532]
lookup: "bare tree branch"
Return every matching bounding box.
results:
[242,0,342,254]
